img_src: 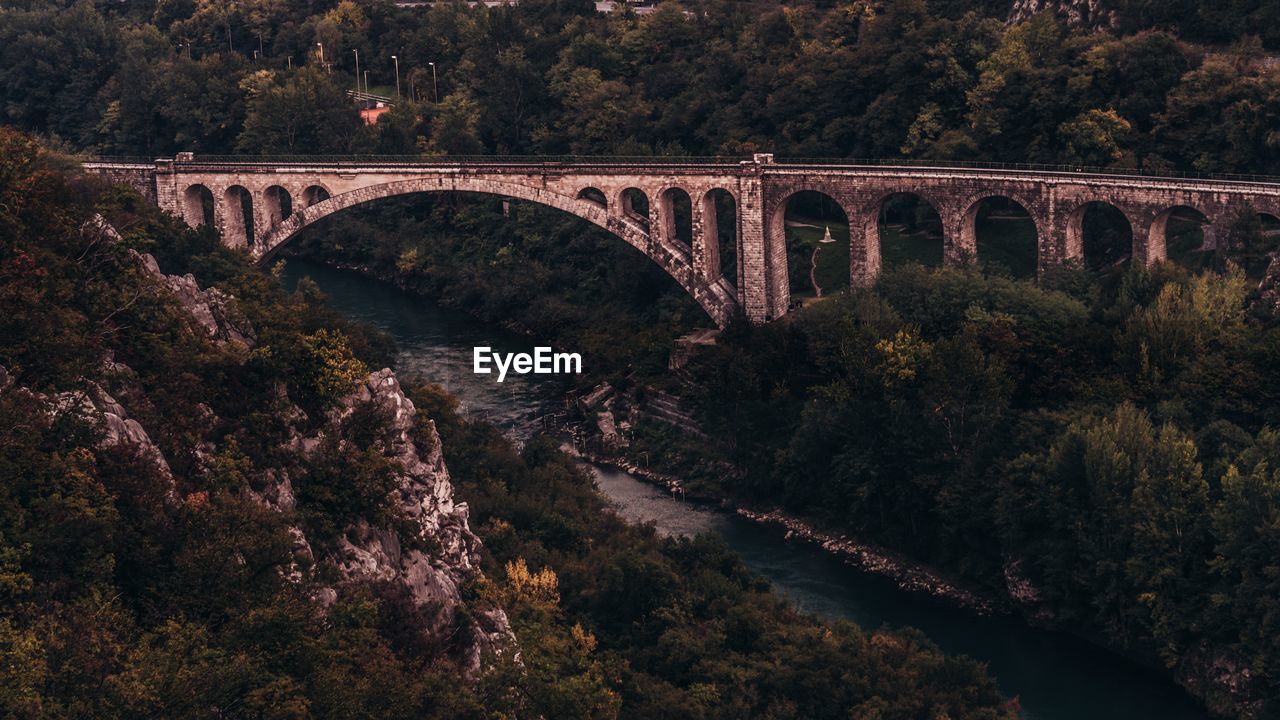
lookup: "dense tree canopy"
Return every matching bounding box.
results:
[3,0,1280,173]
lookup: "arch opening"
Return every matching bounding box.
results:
[182,184,214,228]
[260,179,738,328]
[967,196,1037,278]
[1071,201,1133,271]
[659,187,694,254]
[264,185,293,226]
[577,187,607,208]
[1220,209,1280,280]
[773,190,851,302]
[301,185,331,208]
[703,188,737,289]
[223,185,255,248]
[1160,205,1211,269]
[621,188,650,229]
[876,193,943,270]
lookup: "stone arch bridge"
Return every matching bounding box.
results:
[84,153,1280,327]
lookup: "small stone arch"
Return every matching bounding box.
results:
[961,195,1040,278]
[301,185,331,209]
[1067,201,1136,270]
[1154,205,1210,267]
[701,187,738,288]
[868,191,944,270]
[263,185,294,226]
[222,185,254,249]
[577,187,607,208]
[657,186,694,255]
[619,187,650,228]
[259,178,738,327]
[768,189,853,308]
[182,184,214,227]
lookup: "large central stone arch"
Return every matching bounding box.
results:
[256,176,739,327]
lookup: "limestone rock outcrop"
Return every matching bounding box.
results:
[46,379,178,503]
[1009,0,1118,28]
[133,250,256,348]
[13,231,511,679]
[317,369,512,675]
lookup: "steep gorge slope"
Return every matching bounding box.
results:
[0,132,516,716]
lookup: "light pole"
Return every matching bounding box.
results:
[391,55,400,99]
[363,70,369,94]
[352,48,360,93]
[316,42,324,70]
[428,61,438,102]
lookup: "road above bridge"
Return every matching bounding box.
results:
[83,153,1280,326]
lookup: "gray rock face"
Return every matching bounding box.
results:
[47,380,178,503]
[33,219,510,678]
[1176,642,1262,720]
[319,370,512,675]
[133,251,256,348]
[1002,559,1056,624]
[1009,0,1118,28]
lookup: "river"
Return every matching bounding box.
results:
[281,257,1209,720]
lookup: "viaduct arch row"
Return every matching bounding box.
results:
[83,153,1280,327]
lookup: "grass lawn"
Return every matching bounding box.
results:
[785,215,1041,298]
[362,84,399,99]
[786,222,850,298]
[880,224,944,269]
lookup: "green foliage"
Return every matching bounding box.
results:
[236,68,364,155]
[299,328,368,405]
[3,1,1280,171]
[642,258,1280,710]
[408,382,1019,720]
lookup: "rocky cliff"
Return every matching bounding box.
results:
[27,235,512,678]
[310,369,512,675]
[1008,0,1119,27]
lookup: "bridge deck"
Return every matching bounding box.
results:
[80,156,1280,191]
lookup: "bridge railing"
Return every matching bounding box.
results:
[775,157,1280,185]
[179,154,749,166]
[78,153,1280,185]
[81,156,158,164]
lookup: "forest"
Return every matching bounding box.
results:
[2,0,1280,173]
[6,0,1280,717]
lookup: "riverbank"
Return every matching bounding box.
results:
[574,447,998,615]
[571,390,1237,719]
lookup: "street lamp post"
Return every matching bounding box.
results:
[363,70,369,95]
[429,61,438,102]
[391,55,400,99]
[352,49,360,94]
[316,42,325,71]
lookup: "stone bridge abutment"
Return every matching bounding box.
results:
[84,155,1280,327]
